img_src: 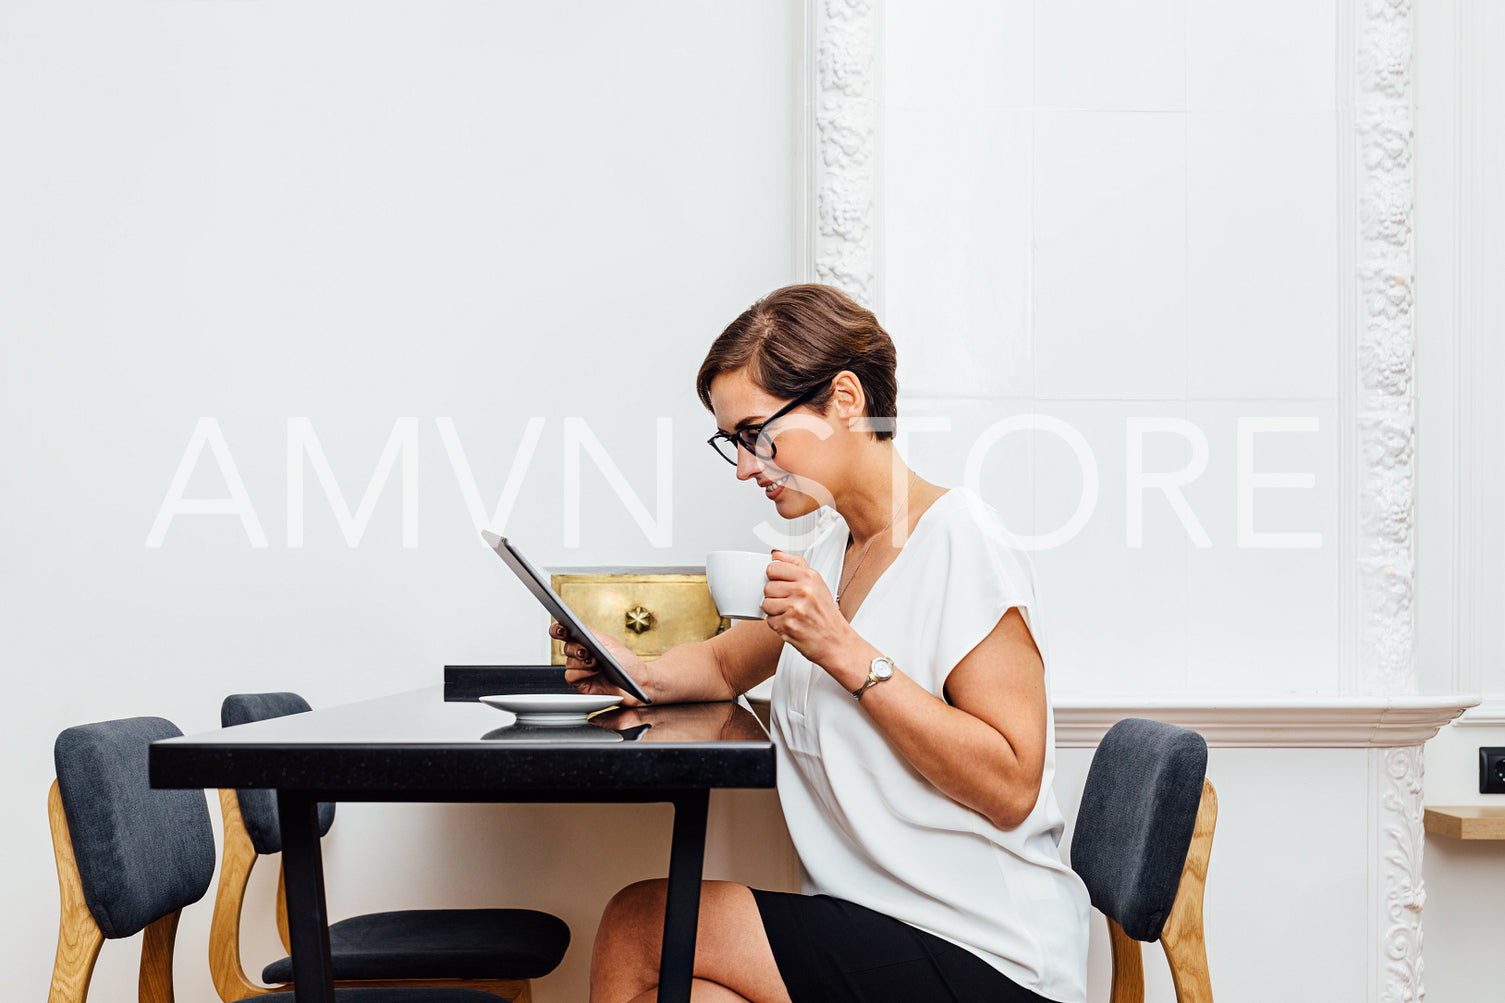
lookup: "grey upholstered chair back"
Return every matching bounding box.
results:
[53,716,216,939]
[221,691,336,854]
[1069,717,1208,942]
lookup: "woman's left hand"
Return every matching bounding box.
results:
[763,549,859,673]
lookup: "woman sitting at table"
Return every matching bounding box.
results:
[553,283,1090,1003]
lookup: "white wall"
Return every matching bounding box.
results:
[0,3,799,1001]
[1416,0,1505,1000]
[883,0,1342,700]
[6,1,1495,1002]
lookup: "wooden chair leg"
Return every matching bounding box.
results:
[211,788,285,1000]
[275,862,292,957]
[139,910,181,1003]
[1106,916,1145,1003]
[48,780,105,1003]
[1160,778,1218,1003]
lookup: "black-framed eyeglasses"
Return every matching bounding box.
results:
[706,381,827,466]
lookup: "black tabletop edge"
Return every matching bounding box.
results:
[148,741,775,792]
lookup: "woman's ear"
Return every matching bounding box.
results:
[830,370,866,426]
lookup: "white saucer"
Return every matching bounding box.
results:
[478,693,620,725]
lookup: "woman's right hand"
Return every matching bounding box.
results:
[550,621,650,706]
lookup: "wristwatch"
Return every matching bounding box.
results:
[852,655,896,700]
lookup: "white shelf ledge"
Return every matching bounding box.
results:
[1051,694,1480,748]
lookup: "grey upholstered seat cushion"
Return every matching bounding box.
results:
[262,908,572,983]
[221,692,336,853]
[1068,717,1208,942]
[262,990,506,1003]
[53,717,216,939]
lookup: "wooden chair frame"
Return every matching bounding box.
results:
[48,779,182,1003]
[1104,777,1218,1003]
[209,788,531,1003]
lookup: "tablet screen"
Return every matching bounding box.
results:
[481,531,653,705]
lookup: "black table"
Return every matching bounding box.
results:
[148,666,776,1003]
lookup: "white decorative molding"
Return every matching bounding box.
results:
[1451,698,1505,728]
[1354,0,1418,698]
[1372,745,1426,1003]
[1052,694,1475,749]
[806,0,880,309]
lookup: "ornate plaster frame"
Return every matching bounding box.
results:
[802,0,1427,999]
[804,0,1422,691]
[1346,2,1421,999]
[803,0,881,310]
[1347,0,1418,703]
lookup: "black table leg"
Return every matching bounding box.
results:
[658,788,710,1003]
[277,790,336,1003]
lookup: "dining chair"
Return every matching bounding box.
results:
[1069,717,1218,1003]
[48,714,503,1003]
[210,693,570,1003]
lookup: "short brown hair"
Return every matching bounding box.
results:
[695,284,898,441]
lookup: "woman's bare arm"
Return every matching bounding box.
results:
[761,549,1047,830]
[704,617,786,696]
[828,607,1048,830]
[556,616,785,705]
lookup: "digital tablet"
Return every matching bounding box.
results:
[481,530,652,704]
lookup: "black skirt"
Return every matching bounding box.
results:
[749,888,1055,1003]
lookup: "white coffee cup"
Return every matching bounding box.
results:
[705,550,772,620]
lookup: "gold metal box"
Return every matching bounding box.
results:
[548,566,729,664]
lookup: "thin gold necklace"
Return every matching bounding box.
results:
[835,470,919,605]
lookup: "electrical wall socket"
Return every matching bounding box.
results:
[1480,748,1505,793]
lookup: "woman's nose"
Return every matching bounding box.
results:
[735,444,762,481]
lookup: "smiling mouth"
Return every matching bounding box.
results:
[763,474,792,497]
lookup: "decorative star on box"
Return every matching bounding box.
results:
[625,605,655,634]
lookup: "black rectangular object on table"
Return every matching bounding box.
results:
[444,664,577,701]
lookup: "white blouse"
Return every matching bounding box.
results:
[769,485,1091,1003]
